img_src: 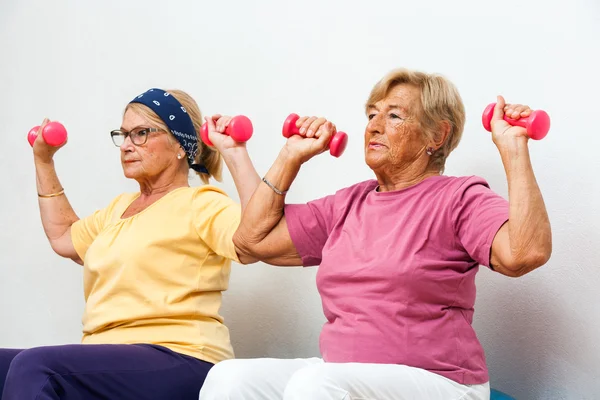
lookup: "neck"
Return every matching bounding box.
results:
[375,164,440,192]
[138,171,189,199]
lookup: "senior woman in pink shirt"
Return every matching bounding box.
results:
[200,68,552,400]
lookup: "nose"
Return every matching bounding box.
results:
[120,135,134,153]
[366,114,383,136]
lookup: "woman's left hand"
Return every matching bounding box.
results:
[490,95,532,152]
[203,114,247,154]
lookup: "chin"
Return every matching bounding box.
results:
[364,153,384,170]
[121,165,140,179]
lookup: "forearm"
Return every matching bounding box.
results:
[35,160,80,242]
[501,139,552,267]
[234,147,301,247]
[221,147,261,211]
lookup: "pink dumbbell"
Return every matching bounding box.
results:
[282,113,348,158]
[200,115,253,146]
[482,103,550,140]
[27,121,68,147]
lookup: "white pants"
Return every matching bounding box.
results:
[199,357,490,400]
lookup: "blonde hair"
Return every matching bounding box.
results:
[366,68,466,173]
[125,89,222,184]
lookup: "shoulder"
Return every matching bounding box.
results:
[302,180,377,210]
[431,175,496,198]
[285,180,375,220]
[103,192,138,216]
[437,175,507,218]
[163,184,234,202]
[114,192,139,204]
[188,185,240,210]
[74,191,137,231]
[329,179,378,201]
[88,192,138,212]
[432,175,491,189]
[190,184,232,198]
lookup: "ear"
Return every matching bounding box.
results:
[432,120,451,149]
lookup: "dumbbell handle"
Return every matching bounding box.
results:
[482,103,550,140]
[200,115,253,147]
[282,113,348,158]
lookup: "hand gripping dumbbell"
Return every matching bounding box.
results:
[27,121,68,147]
[200,115,253,146]
[282,113,348,157]
[482,103,550,140]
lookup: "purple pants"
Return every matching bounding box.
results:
[0,343,213,399]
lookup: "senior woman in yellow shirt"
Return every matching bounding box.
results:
[0,88,259,399]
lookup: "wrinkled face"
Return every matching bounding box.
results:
[118,109,181,180]
[364,84,428,172]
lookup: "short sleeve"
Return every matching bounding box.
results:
[452,177,509,267]
[71,194,128,260]
[283,193,336,267]
[193,187,241,262]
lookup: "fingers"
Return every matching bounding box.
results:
[38,118,49,136]
[296,116,310,129]
[492,95,506,122]
[307,117,327,138]
[503,103,531,119]
[34,118,50,145]
[315,121,336,139]
[299,116,316,136]
[315,121,336,144]
[298,116,329,138]
[204,114,232,133]
[204,116,217,132]
[215,115,232,132]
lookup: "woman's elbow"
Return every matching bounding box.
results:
[48,236,81,264]
[529,234,553,270]
[232,231,259,261]
[509,243,552,277]
[233,233,260,265]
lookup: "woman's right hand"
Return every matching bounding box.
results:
[32,118,67,164]
[284,116,336,164]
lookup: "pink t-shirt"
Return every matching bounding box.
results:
[284,175,509,384]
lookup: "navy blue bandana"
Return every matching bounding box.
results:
[129,88,208,174]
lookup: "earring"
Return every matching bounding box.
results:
[177,154,182,160]
[426,147,434,156]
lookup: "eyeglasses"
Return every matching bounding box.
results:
[110,127,162,146]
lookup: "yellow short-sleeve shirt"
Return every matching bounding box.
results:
[70,185,241,364]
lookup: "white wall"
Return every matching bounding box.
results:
[1,0,598,398]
